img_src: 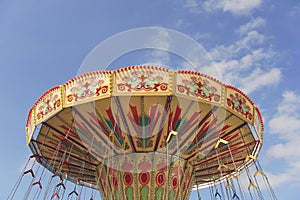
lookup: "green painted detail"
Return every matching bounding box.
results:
[190,82,198,93]
[127,75,160,89]
[168,189,175,200]
[137,137,153,148]
[156,187,163,200]
[176,120,187,133]
[106,120,129,149]
[202,85,211,97]
[185,127,216,155]
[136,116,153,148]
[141,186,148,200]
[241,104,249,114]
[106,121,122,141]
[232,98,240,109]
[126,186,133,200]
[175,119,182,130]
[78,129,106,153]
[139,116,151,127]
[115,189,120,200]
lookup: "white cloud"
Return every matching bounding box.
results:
[144,29,171,65]
[240,48,274,69]
[222,0,262,15]
[239,68,281,94]
[195,17,282,94]
[184,0,202,14]
[202,0,262,15]
[201,64,281,94]
[236,30,265,48]
[208,44,238,61]
[277,91,300,115]
[147,18,281,95]
[208,31,267,63]
[267,171,297,188]
[184,0,199,8]
[269,115,300,139]
[237,17,266,36]
[175,19,184,29]
[267,91,300,187]
[191,32,212,41]
[268,140,300,159]
[268,91,300,138]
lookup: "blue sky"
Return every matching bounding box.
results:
[1,0,300,199]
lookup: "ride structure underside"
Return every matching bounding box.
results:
[9,66,277,200]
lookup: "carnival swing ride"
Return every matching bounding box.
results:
[8,65,277,199]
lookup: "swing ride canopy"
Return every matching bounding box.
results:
[25,65,264,200]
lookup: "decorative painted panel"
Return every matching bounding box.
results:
[175,71,223,105]
[253,106,264,141]
[114,66,171,95]
[26,108,35,145]
[96,154,194,200]
[226,86,254,124]
[112,96,169,152]
[34,86,62,125]
[63,71,111,107]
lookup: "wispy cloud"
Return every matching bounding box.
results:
[205,0,262,15]
[141,28,214,72]
[184,0,263,15]
[140,17,281,95]
[197,17,281,94]
[184,0,202,14]
[267,91,300,187]
[191,32,212,41]
[238,68,281,94]
[142,28,171,66]
[237,17,266,36]
[175,19,184,29]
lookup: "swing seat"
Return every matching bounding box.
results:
[32,180,42,189]
[51,192,60,199]
[30,154,41,162]
[232,192,240,200]
[56,181,66,190]
[215,191,222,198]
[23,169,35,178]
[68,189,79,196]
